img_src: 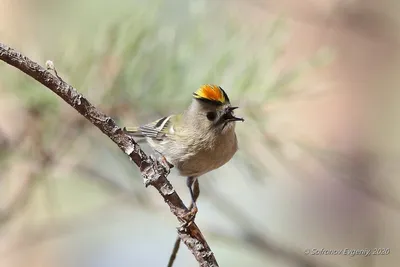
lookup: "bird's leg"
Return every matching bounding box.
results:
[179,176,200,225]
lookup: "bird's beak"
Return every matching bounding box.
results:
[224,106,244,122]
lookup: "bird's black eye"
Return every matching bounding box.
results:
[206,111,217,121]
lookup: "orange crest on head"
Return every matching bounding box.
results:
[193,84,228,104]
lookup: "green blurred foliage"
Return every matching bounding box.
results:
[2,0,333,119]
[0,1,339,266]
[0,0,335,218]
[0,0,335,230]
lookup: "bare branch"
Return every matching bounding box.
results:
[0,42,218,267]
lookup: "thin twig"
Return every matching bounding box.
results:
[0,107,92,229]
[1,195,129,257]
[0,43,218,267]
[0,174,38,226]
[0,111,52,228]
[167,237,182,267]
[168,179,200,267]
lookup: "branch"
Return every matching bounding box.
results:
[0,42,218,267]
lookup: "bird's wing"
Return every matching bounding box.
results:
[123,126,144,138]
[124,114,180,140]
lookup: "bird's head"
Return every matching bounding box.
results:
[189,84,244,133]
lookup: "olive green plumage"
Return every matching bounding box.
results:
[124,84,244,220]
[124,84,243,177]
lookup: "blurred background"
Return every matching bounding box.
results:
[1,0,400,266]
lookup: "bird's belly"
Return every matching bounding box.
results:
[150,131,238,178]
[173,141,237,177]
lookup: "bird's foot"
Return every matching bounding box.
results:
[160,155,174,172]
[178,205,198,228]
[150,154,174,174]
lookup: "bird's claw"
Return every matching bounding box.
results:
[150,154,158,167]
[178,206,198,228]
[151,154,174,174]
[161,156,174,173]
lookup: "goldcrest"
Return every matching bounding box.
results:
[124,84,244,220]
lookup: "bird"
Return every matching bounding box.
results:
[123,84,244,222]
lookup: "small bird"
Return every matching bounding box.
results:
[124,84,244,222]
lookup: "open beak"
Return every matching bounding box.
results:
[224,106,244,122]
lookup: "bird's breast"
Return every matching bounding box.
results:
[173,131,238,177]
